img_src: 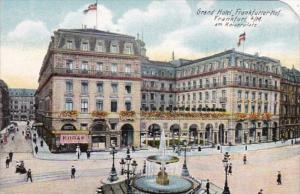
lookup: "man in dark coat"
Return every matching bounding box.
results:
[243,154,247,165]
[71,166,76,179]
[9,151,13,162]
[277,171,282,185]
[228,163,232,175]
[5,157,10,168]
[206,179,210,194]
[35,145,38,154]
[86,150,90,159]
[27,169,33,182]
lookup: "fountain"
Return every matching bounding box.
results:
[131,128,198,194]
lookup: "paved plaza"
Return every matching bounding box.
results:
[0,122,299,194]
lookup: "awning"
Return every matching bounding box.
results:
[52,130,89,135]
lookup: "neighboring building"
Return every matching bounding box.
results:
[141,50,281,145]
[9,88,36,121]
[35,28,143,152]
[280,67,300,139]
[0,79,10,130]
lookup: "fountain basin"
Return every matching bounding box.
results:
[147,155,179,164]
[132,175,193,194]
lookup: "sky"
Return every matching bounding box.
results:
[0,0,299,89]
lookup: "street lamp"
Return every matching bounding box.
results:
[120,148,138,194]
[108,146,118,182]
[181,140,190,176]
[222,152,231,194]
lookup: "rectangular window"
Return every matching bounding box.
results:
[81,99,88,113]
[223,76,227,85]
[245,104,249,113]
[66,60,73,71]
[245,92,249,99]
[251,104,255,113]
[125,101,131,111]
[193,93,196,100]
[81,81,88,95]
[258,105,261,113]
[237,104,242,112]
[96,100,103,111]
[274,104,277,115]
[111,64,117,72]
[66,40,73,49]
[111,101,118,112]
[66,80,73,93]
[252,92,256,100]
[205,79,209,88]
[199,92,202,100]
[96,82,103,93]
[161,94,165,101]
[96,41,104,52]
[150,93,154,100]
[264,93,268,101]
[125,84,131,94]
[111,83,118,93]
[81,61,88,72]
[264,104,268,112]
[161,83,165,89]
[142,94,146,100]
[237,90,242,100]
[205,92,209,100]
[96,62,103,72]
[65,98,73,111]
[212,91,216,100]
[82,42,89,51]
[125,64,131,73]
[199,79,203,88]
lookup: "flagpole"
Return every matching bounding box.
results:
[96,0,98,29]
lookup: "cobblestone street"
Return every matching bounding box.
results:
[0,122,299,194]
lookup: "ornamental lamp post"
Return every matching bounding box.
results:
[108,146,118,182]
[120,148,138,194]
[181,140,190,176]
[222,152,231,194]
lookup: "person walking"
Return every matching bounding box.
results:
[228,163,232,175]
[9,151,13,162]
[71,166,76,179]
[5,157,10,168]
[35,145,38,154]
[245,145,247,150]
[206,179,210,194]
[40,140,43,147]
[243,154,247,165]
[132,145,135,152]
[86,150,90,159]
[277,171,282,185]
[258,189,263,194]
[76,145,81,159]
[27,169,33,182]
[11,135,14,141]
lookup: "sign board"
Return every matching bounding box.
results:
[60,134,89,144]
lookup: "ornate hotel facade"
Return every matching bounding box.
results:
[0,79,10,130]
[36,28,296,152]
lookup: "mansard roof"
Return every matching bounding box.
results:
[9,88,36,97]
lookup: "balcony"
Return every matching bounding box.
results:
[52,68,140,79]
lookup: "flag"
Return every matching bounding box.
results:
[83,3,97,14]
[237,32,246,47]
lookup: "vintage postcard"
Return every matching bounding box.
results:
[0,0,299,194]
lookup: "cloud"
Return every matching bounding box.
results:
[7,20,50,46]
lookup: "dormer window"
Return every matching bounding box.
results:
[110,42,119,53]
[66,40,73,49]
[81,41,89,51]
[96,40,105,52]
[124,43,133,55]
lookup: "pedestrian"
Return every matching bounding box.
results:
[71,166,76,179]
[291,139,294,145]
[258,189,263,194]
[22,131,24,136]
[86,150,90,159]
[245,145,247,150]
[132,145,135,152]
[16,127,19,132]
[11,136,14,141]
[277,171,282,185]
[206,179,210,194]
[27,169,33,182]
[9,151,13,162]
[35,145,38,154]
[33,137,36,144]
[243,154,247,165]
[228,163,232,175]
[198,146,201,152]
[40,140,43,147]
[5,157,10,168]
[76,145,81,159]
